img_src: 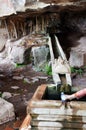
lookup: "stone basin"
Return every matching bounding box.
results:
[27,84,86,130]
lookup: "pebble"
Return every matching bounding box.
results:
[2,92,12,99]
[37,76,48,80]
[13,75,24,80]
[0,74,5,77]
[31,77,39,83]
[24,78,31,84]
[11,86,20,90]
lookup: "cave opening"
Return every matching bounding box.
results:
[0,9,86,68]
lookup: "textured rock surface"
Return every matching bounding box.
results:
[69,36,86,67]
[0,98,15,125]
[0,37,31,71]
[0,0,86,17]
[31,45,49,68]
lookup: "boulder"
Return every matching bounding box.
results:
[0,37,31,72]
[0,98,15,124]
[31,45,49,69]
[69,36,86,67]
[6,39,25,64]
[2,92,12,99]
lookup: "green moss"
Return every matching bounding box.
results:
[71,67,83,76]
[15,63,25,68]
[44,64,52,76]
[60,84,71,94]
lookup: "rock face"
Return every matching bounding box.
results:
[0,37,31,71]
[0,34,49,71]
[0,0,15,17]
[0,0,85,40]
[6,39,29,64]
[0,29,7,52]
[69,36,86,67]
[0,0,85,71]
[31,45,50,69]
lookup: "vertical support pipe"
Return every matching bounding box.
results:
[30,21,32,34]
[42,16,44,32]
[36,16,38,33]
[4,19,10,39]
[55,35,67,61]
[66,73,72,86]
[45,15,49,33]
[10,20,18,39]
[24,22,27,36]
[21,22,24,36]
[48,36,54,61]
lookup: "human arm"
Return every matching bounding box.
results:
[63,88,86,101]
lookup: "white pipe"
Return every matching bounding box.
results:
[66,73,72,86]
[48,36,54,61]
[54,35,67,61]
